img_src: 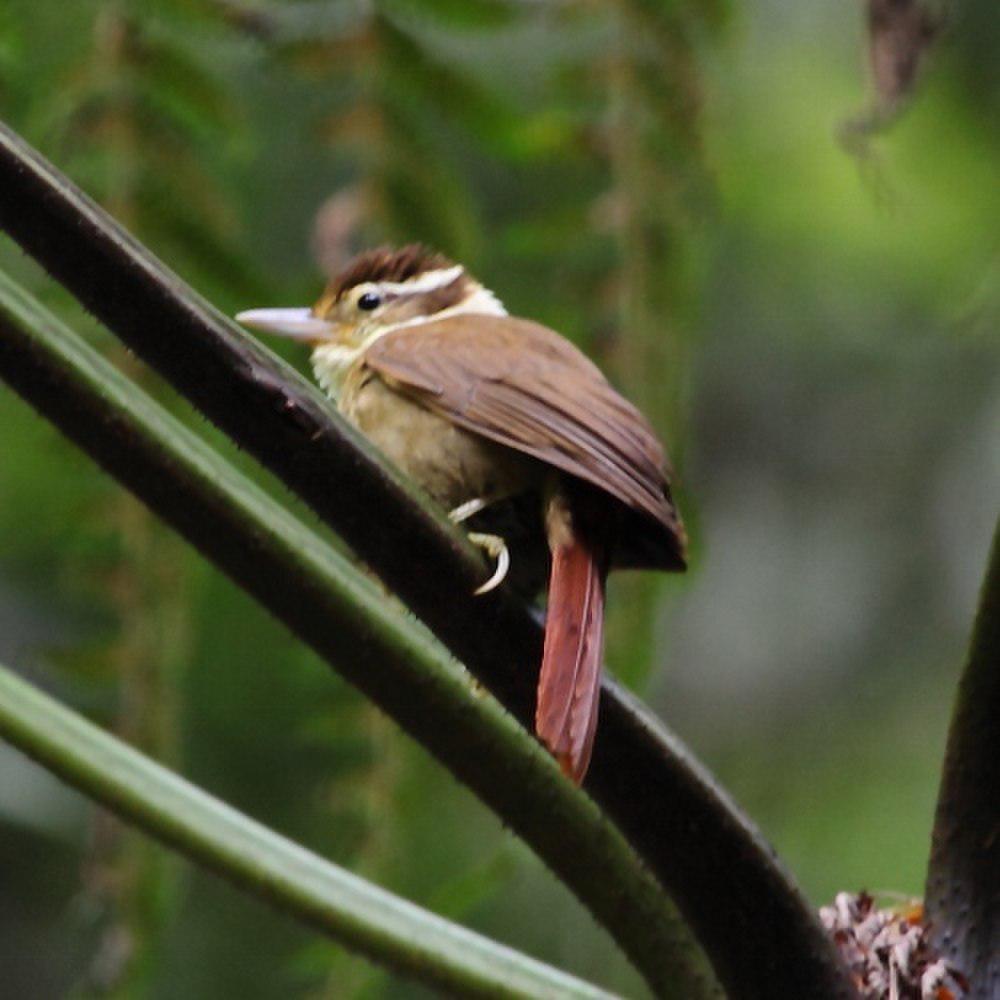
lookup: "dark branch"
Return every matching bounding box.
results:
[0,121,854,999]
[0,271,713,997]
[925,518,1000,994]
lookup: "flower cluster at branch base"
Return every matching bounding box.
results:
[820,892,968,1000]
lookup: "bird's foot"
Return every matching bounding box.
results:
[467,533,510,595]
[449,499,509,595]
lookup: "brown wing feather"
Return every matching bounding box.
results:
[363,315,686,566]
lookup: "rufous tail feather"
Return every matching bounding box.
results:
[535,493,608,783]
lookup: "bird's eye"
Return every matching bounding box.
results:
[357,291,381,311]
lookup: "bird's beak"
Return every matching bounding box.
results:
[235,307,338,343]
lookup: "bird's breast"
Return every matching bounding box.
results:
[339,364,540,511]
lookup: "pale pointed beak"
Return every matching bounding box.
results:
[235,307,336,342]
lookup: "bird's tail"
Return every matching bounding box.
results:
[535,489,608,783]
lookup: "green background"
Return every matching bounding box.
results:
[0,0,997,996]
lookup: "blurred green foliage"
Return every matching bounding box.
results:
[0,0,997,997]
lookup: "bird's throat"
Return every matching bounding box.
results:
[311,340,370,400]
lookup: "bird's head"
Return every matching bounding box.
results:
[237,245,505,396]
[239,243,501,339]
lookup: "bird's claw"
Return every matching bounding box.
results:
[467,532,510,595]
[449,500,509,594]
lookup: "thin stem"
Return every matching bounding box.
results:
[0,269,714,998]
[0,661,618,1000]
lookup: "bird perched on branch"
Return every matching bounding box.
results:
[237,245,686,782]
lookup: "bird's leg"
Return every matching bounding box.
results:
[448,499,510,595]
[449,497,489,524]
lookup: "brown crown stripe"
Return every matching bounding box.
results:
[332,244,456,299]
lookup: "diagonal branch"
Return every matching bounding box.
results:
[925,516,1000,994]
[0,121,854,999]
[0,661,620,1000]
[0,268,714,997]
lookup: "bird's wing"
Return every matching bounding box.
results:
[363,314,684,544]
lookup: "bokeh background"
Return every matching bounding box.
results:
[0,0,997,996]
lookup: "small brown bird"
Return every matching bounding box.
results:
[238,245,686,782]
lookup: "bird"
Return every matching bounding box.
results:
[237,245,686,782]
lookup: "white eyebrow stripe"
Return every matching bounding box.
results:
[378,265,465,296]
